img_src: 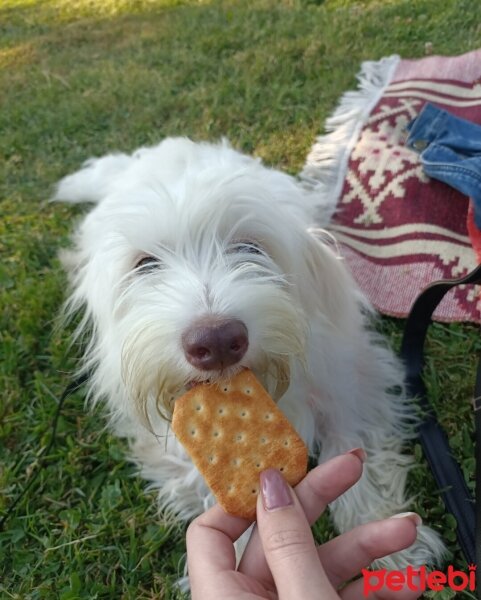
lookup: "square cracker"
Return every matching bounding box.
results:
[172,369,308,520]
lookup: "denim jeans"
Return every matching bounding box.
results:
[405,102,481,228]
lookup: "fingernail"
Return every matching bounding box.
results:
[260,468,293,511]
[390,512,423,526]
[345,447,367,463]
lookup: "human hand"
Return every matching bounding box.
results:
[187,451,423,599]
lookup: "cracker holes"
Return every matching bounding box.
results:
[260,437,268,444]
[235,433,245,442]
[244,388,252,395]
[264,412,273,421]
[240,409,249,418]
[213,430,221,438]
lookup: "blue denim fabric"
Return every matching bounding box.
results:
[405,102,481,228]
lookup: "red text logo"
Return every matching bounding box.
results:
[362,565,476,596]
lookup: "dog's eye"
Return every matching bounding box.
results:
[135,255,162,272]
[230,240,263,255]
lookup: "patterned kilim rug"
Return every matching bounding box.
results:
[302,50,481,322]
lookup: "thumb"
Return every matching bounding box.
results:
[256,469,339,600]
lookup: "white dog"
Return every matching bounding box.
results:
[54,137,445,574]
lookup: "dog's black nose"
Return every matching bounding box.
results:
[182,318,248,371]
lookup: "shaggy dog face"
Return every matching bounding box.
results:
[57,139,350,431]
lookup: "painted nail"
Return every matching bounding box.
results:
[345,447,367,463]
[260,468,293,511]
[390,512,423,526]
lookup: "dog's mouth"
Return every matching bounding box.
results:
[145,362,289,425]
[185,379,207,391]
[185,365,248,392]
[181,364,289,405]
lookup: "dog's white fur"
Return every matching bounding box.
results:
[54,137,445,573]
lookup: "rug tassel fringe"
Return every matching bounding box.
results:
[300,55,400,222]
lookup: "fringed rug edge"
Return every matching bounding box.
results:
[301,55,400,222]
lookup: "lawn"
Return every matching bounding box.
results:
[1,0,480,598]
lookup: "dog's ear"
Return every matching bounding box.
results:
[300,231,367,332]
[52,153,134,204]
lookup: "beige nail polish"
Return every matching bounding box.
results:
[390,512,423,526]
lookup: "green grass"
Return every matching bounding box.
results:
[1,0,480,597]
